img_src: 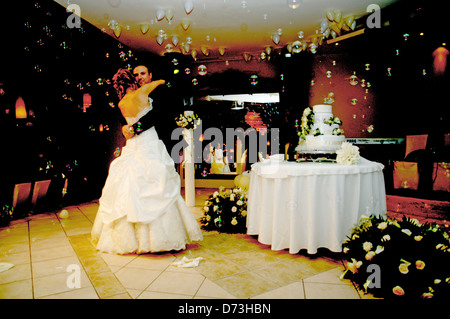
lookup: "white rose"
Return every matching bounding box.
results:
[401,229,412,236]
[381,234,391,242]
[363,241,373,252]
[231,206,237,213]
[213,191,219,198]
[377,222,388,230]
[236,200,243,206]
[336,142,360,165]
[231,218,238,226]
[203,206,209,212]
[365,251,376,260]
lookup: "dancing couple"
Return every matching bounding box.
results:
[91,65,203,254]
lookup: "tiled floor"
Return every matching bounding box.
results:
[1,188,367,299]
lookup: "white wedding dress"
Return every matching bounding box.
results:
[91,106,203,254]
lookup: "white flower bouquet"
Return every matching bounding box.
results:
[342,215,450,299]
[336,142,360,165]
[175,112,200,129]
[200,187,248,233]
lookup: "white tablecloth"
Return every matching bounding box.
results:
[246,157,387,254]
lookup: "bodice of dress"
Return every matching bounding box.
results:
[124,97,153,125]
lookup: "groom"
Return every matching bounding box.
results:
[121,64,156,139]
[122,64,175,150]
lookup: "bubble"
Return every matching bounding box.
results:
[291,41,302,53]
[250,75,258,85]
[192,78,198,85]
[349,73,358,86]
[351,98,358,105]
[119,51,127,61]
[108,19,118,30]
[185,68,191,74]
[326,70,332,78]
[59,210,69,219]
[367,125,374,133]
[198,65,207,76]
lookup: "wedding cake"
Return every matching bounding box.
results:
[295,104,345,154]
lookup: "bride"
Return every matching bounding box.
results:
[91,68,203,254]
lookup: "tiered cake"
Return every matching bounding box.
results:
[295,104,345,154]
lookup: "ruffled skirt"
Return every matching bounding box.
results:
[91,128,203,254]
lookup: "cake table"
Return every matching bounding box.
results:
[246,157,386,254]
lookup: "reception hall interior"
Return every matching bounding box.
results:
[1,0,449,301]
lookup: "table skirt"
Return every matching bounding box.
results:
[246,158,387,254]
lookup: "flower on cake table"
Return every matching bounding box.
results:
[336,142,360,165]
[175,113,200,129]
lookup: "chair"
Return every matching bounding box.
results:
[393,134,428,191]
[12,182,32,214]
[404,134,428,158]
[432,163,450,192]
[30,180,51,212]
[236,149,248,174]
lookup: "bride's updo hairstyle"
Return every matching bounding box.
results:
[112,68,138,100]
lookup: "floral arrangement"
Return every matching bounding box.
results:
[342,214,450,299]
[200,187,248,233]
[175,112,200,130]
[324,116,342,126]
[298,107,315,140]
[332,128,344,136]
[336,142,360,165]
